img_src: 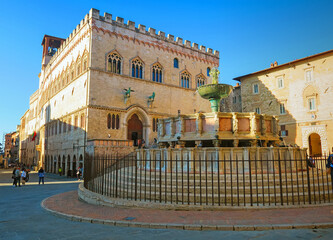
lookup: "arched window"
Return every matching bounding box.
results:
[174,58,179,68]
[107,114,111,129]
[107,52,122,74]
[152,63,163,83]
[112,114,116,129]
[196,74,206,88]
[116,115,120,129]
[131,58,144,79]
[152,118,159,132]
[207,67,211,77]
[180,71,191,88]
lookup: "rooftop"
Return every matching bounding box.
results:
[233,48,333,81]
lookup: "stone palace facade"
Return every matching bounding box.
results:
[19,8,218,175]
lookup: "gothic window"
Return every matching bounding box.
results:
[207,67,211,76]
[107,52,122,74]
[59,121,62,134]
[107,114,111,129]
[152,118,159,132]
[174,58,179,68]
[180,71,191,88]
[152,63,163,83]
[63,121,66,133]
[196,74,206,88]
[107,113,120,130]
[131,58,144,79]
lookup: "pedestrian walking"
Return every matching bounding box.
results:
[58,167,62,176]
[21,168,27,186]
[76,168,80,180]
[12,167,17,187]
[14,167,21,187]
[38,167,45,185]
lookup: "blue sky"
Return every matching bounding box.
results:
[1,0,333,141]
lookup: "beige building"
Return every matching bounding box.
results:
[19,8,218,175]
[234,50,333,156]
[220,83,242,112]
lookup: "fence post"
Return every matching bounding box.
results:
[278,150,284,205]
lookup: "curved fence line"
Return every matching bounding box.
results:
[84,153,332,207]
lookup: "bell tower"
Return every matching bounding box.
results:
[41,35,65,69]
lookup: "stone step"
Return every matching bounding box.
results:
[105,179,332,196]
[108,167,326,181]
[101,187,333,205]
[106,172,331,189]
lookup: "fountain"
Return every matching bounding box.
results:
[197,68,233,112]
[80,68,310,210]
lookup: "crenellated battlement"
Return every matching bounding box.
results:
[43,8,219,84]
[89,8,219,58]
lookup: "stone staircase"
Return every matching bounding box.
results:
[89,166,333,206]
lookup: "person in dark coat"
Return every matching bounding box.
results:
[38,167,45,185]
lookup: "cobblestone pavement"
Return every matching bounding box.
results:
[1,168,333,240]
[43,190,333,229]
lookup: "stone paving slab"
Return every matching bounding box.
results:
[42,190,333,231]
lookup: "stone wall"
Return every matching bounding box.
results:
[238,51,333,155]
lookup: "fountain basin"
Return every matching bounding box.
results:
[198,84,233,112]
[198,84,233,99]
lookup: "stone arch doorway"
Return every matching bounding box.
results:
[127,114,143,146]
[309,133,322,157]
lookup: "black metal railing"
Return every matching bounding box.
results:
[84,153,332,207]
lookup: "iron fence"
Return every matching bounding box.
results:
[84,153,332,207]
